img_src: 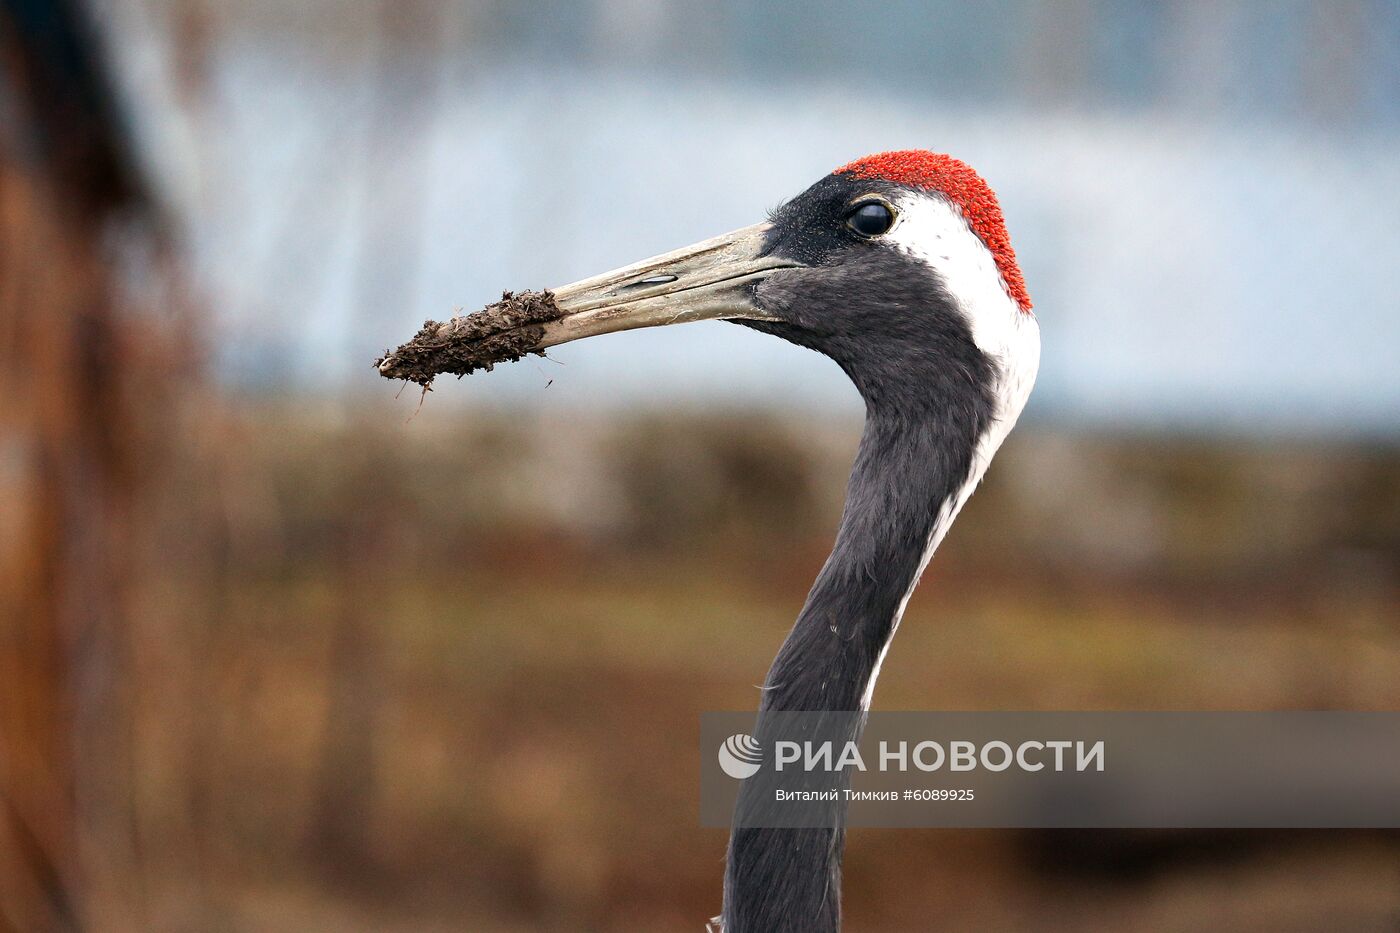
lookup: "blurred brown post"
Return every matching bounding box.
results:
[305,0,441,882]
[0,2,178,929]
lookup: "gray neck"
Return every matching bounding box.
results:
[765,398,985,712]
[721,390,992,933]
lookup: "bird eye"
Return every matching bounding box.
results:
[845,200,895,238]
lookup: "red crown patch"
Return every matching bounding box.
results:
[837,151,1031,313]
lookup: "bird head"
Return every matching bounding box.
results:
[541,150,1034,407]
[381,150,1037,414]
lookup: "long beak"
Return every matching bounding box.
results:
[375,223,800,385]
[538,222,794,348]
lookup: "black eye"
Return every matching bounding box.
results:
[845,200,895,237]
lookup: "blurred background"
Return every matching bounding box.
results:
[1,0,1397,930]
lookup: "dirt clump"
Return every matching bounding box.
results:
[374,289,562,387]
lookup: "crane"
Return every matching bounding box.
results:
[378,149,1039,932]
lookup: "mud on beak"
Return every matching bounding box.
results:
[375,223,800,385]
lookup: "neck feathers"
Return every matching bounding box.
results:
[722,392,996,933]
[761,402,992,714]
[721,304,1038,933]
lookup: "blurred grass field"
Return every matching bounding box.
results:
[116,400,1399,931]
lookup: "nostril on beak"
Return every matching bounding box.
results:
[622,274,678,290]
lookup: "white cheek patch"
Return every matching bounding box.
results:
[884,192,1036,364]
[858,191,1041,712]
[881,190,1040,426]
